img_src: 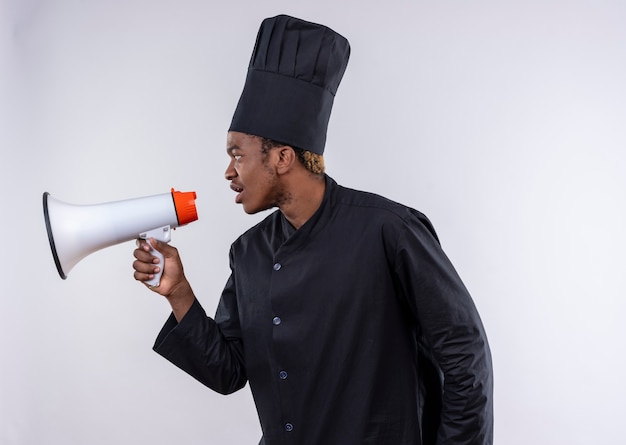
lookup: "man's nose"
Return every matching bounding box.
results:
[224,159,237,180]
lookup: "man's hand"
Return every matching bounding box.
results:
[133,238,195,321]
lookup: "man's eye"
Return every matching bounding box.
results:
[233,155,242,161]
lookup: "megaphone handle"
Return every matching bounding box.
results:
[139,226,172,288]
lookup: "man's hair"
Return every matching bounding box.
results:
[259,137,325,176]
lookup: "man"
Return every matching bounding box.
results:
[133,14,493,445]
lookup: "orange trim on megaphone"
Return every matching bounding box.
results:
[171,188,198,225]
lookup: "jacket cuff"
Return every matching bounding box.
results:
[153,298,205,354]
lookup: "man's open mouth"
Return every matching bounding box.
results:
[230,183,244,203]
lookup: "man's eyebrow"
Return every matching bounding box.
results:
[226,145,241,154]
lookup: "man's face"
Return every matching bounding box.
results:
[225,131,282,214]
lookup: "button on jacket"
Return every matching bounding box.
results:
[154,175,493,445]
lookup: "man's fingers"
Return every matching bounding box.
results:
[146,238,177,258]
[134,242,160,263]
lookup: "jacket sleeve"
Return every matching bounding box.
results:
[153,273,247,395]
[391,210,494,445]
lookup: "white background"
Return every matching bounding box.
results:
[2,1,625,444]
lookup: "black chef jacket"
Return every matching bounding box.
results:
[154,175,493,445]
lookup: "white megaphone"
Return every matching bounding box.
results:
[43,188,198,287]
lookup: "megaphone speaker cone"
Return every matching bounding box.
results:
[43,192,67,279]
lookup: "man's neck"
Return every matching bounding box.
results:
[279,175,326,230]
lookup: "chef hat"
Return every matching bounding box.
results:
[229,15,350,155]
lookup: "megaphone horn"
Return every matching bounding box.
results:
[43,188,198,286]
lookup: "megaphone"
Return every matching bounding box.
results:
[43,188,198,287]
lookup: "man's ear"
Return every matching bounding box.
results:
[275,146,297,174]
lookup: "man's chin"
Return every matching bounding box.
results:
[241,202,275,215]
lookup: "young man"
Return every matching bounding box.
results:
[133,14,493,445]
